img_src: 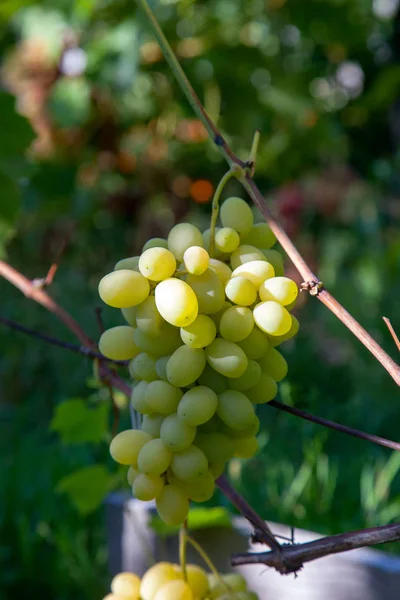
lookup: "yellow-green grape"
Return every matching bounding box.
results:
[269,314,299,346]
[168,223,204,261]
[258,347,288,381]
[222,415,260,439]
[208,258,232,285]
[133,473,164,501]
[186,269,225,315]
[228,360,261,391]
[185,564,209,598]
[160,414,196,451]
[129,352,158,382]
[219,306,254,342]
[261,249,285,276]
[225,276,257,306]
[171,445,208,481]
[156,484,190,525]
[197,364,228,394]
[145,380,183,414]
[177,386,218,426]
[247,373,278,404]
[140,562,179,600]
[209,460,225,478]
[241,222,277,249]
[134,325,181,357]
[131,380,152,414]
[175,470,216,502]
[220,197,254,236]
[259,276,298,307]
[99,326,138,360]
[141,414,164,437]
[230,245,266,270]
[166,346,206,387]
[109,430,152,465]
[137,439,173,475]
[217,594,257,600]
[195,432,235,463]
[234,436,259,459]
[142,237,168,251]
[222,574,248,592]
[136,296,164,337]
[217,390,255,430]
[237,328,269,359]
[114,256,140,271]
[197,413,222,433]
[232,260,275,288]
[183,246,210,275]
[155,278,198,327]
[111,572,141,600]
[99,270,150,308]
[180,315,216,348]
[155,355,170,381]
[153,580,193,600]
[127,465,140,485]
[139,248,177,282]
[209,301,232,329]
[215,227,240,253]
[121,306,137,327]
[253,301,292,336]
[205,338,248,378]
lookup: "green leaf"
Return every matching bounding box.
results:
[50,398,109,444]
[56,465,117,515]
[0,169,20,223]
[149,507,232,537]
[0,92,35,158]
[48,79,92,128]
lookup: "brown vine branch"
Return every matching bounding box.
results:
[231,522,400,574]
[383,317,400,353]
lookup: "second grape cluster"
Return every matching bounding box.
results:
[99,197,299,525]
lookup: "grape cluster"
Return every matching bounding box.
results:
[99,197,299,525]
[104,564,258,600]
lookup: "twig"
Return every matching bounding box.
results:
[268,400,400,453]
[231,522,400,574]
[383,317,400,352]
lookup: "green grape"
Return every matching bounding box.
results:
[168,223,204,261]
[114,256,140,271]
[216,594,258,600]
[232,260,275,288]
[241,222,277,249]
[139,247,177,281]
[99,269,150,308]
[155,278,198,327]
[215,227,240,253]
[208,258,232,285]
[136,296,164,337]
[177,386,218,426]
[259,276,298,306]
[155,355,170,381]
[171,445,208,481]
[160,414,197,451]
[156,484,190,525]
[180,314,216,348]
[230,245,266,270]
[186,269,225,315]
[153,580,192,600]
[142,238,168,251]
[127,465,140,485]
[140,563,178,600]
[247,373,278,404]
[121,306,137,327]
[195,432,235,463]
[166,346,206,387]
[197,364,228,394]
[141,414,164,437]
[269,314,299,346]
[220,306,254,342]
[217,390,255,430]
[132,473,164,501]
[261,249,285,276]
[175,470,216,502]
[228,360,261,391]
[253,301,292,336]
[183,246,210,275]
[209,460,225,478]
[234,436,259,458]
[258,347,288,381]
[129,352,158,382]
[111,572,141,599]
[145,380,183,414]
[209,301,232,329]
[137,438,173,475]
[221,415,260,439]
[225,276,257,306]
[220,197,254,236]
[205,339,248,378]
[134,325,181,357]
[222,574,247,592]
[99,326,139,360]
[109,429,152,465]
[185,564,209,597]
[131,380,153,414]
[197,413,223,433]
[237,328,269,359]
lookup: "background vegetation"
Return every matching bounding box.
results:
[1,0,400,599]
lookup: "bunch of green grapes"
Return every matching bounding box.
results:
[99,197,299,525]
[104,564,258,600]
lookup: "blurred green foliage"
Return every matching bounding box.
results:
[1,0,400,598]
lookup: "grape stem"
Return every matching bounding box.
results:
[179,523,188,581]
[208,167,242,258]
[135,0,400,388]
[185,534,234,596]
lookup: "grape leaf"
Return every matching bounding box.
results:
[56,465,117,514]
[50,398,109,444]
